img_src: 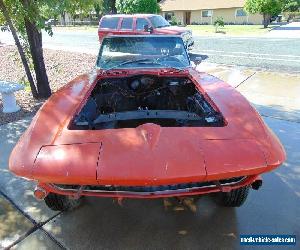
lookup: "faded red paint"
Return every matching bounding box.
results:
[9,68,286,198]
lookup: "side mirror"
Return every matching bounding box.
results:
[144,24,154,33]
[194,56,202,66]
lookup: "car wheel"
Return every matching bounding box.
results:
[44,193,82,211]
[215,185,250,207]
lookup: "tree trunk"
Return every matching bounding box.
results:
[111,0,117,14]
[263,13,270,28]
[0,0,38,98]
[24,19,51,98]
[22,0,51,98]
[61,11,66,26]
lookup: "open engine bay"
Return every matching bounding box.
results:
[71,75,225,130]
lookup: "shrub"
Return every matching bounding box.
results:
[214,17,225,32]
[169,16,178,25]
[116,0,159,14]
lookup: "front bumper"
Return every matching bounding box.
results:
[38,175,261,199]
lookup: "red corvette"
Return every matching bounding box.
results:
[9,36,285,211]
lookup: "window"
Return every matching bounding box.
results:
[164,12,174,21]
[121,18,133,30]
[97,37,190,70]
[236,9,247,17]
[136,18,149,30]
[202,10,213,17]
[149,15,170,28]
[100,17,119,29]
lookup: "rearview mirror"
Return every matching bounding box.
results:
[194,57,202,66]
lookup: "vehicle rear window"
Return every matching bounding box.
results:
[100,17,119,29]
[121,18,133,30]
[136,18,149,30]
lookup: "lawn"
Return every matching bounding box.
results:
[187,24,280,36]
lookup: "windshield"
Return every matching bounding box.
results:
[149,16,170,28]
[96,36,190,70]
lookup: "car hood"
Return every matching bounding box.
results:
[156,25,191,34]
[9,69,286,183]
[32,126,266,185]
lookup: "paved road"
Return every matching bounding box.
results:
[192,22,300,72]
[192,36,300,73]
[1,29,300,72]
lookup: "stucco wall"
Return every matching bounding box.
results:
[163,8,263,25]
[247,13,263,24]
[173,11,184,25]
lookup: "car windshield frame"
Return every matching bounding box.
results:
[96,36,191,70]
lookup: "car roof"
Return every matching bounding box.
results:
[102,14,159,18]
[104,34,181,38]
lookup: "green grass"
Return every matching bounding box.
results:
[187,24,280,36]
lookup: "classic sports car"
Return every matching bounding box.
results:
[9,35,285,211]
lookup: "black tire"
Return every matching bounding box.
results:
[44,193,82,211]
[215,185,250,207]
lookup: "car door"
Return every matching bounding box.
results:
[135,17,151,35]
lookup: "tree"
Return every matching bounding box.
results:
[214,17,225,33]
[67,0,96,24]
[92,0,117,18]
[282,0,300,12]
[0,0,39,98]
[1,0,103,98]
[116,0,158,14]
[282,0,300,21]
[77,0,96,21]
[107,0,116,14]
[100,0,116,14]
[245,0,282,28]
[23,0,51,98]
[45,0,72,26]
[94,1,103,20]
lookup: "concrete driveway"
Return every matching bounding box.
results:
[1,67,300,249]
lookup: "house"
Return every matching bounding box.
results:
[159,0,263,25]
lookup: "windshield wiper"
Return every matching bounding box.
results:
[104,58,183,72]
[104,58,154,71]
